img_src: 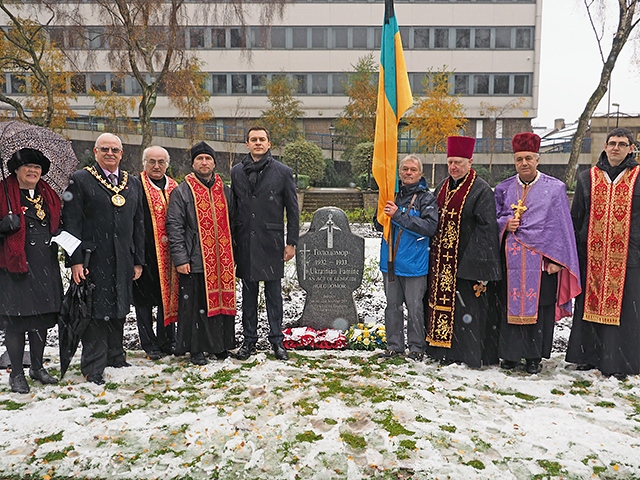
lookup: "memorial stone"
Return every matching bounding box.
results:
[296,207,364,329]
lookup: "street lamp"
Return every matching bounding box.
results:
[329,125,335,162]
[612,103,620,128]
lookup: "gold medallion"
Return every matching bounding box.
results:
[111,194,126,207]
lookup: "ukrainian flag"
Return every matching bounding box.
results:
[372,0,413,244]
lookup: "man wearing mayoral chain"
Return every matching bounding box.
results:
[133,146,178,360]
[494,132,581,374]
[426,136,501,368]
[167,141,236,365]
[63,132,145,384]
[566,127,640,379]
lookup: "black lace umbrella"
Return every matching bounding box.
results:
[0,120,79,197]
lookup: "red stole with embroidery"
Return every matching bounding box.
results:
[584,166,640,325]
[184,173,236,317]
[141,172,179,325]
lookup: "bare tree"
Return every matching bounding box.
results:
[479,97,526,172]
[564,0,640,186]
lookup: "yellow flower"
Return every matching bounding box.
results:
[363,330,370,338]
[363,338,370,346]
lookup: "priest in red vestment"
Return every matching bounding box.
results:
[567,127,640,379]
[166,142,236,365]
[495,132,581,374]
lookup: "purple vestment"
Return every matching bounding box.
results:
[495,173,581,323]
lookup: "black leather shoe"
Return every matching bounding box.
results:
[272,343,289,361]
[500,360,520,370]
[235,342,257,360]
[110,361,132,368]
[407,352,424,362]
[29,367,59,384]
[191,352,208,366]
[87,374,105,385]
[525,359,541,374]
[147,351,165,361]
[210,351,229,361]
[377,350,402,359]
[576,363,597,371]
[9,374,30,394]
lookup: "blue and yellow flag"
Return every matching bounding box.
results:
[372,0,413,244]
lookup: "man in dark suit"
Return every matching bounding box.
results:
[63,133,145,384]
[230,126,299,361]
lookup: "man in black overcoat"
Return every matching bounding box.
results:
[62,133,145,384]
[230,126,299,361]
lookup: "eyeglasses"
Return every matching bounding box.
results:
[146,159,167,166]
[607,141,631,148]
[98,146,122,154]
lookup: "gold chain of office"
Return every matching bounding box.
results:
[84,166,129,206]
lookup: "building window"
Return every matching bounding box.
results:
[111,76,124,94]
[189,27,205,48]
[211,74,227,95]
[474,28,490,48]
[292,28,307,48]
[130,75,142,95]
[473,74,489,94]
[454,74,469,95]
[333,27,348,48]
[414,28,429,48]
[295,74,308,94]
[231,74,247,94]
[312,28,327,48]
[493,75,510,94]
[48,27,65,48]
[87,27,107,49]
[475,119,483,138]
[515,27,532,49]
[251,27,268,48]
[67,27,86,49]
[311,74,328,94]
[270,27,286,49]
[352,27,368,48]
[456,28,470,49]
[10,74,26,94]
[332,73,347,95]
[211,28,226,48]
[71,74,86,94]
[494,27,511,49]
[495,119,504,138]
[230,28,246,48]
[400,27,410,49]
[90,73,107,92]
[433,28,449,49]
[513,74,530,94]
[251,74,267,94]
[373,27,381,49]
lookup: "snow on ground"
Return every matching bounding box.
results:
[1,228,639,479]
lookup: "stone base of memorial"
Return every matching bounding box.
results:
[295,207,365,330]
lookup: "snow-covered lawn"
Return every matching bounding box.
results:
[1,230,639,479]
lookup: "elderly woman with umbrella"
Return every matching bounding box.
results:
[0,148,62,393]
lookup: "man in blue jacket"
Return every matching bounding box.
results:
[375,154,438,361]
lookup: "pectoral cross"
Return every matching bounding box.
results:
[300,243,310,280]
[510,199,528,220]
[474,281,487,297]
[319,213,341,249]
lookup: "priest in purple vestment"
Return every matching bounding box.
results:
[494,132,581,374]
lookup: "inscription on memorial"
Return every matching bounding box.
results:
[296,207,364,329]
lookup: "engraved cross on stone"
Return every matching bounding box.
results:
[300,243,311,280]
[319,213,341,248]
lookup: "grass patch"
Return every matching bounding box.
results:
[550,388,564,396]
[471,435,491,452]
[104,382,119,390]
[340,431,367,450]
[41,445,74,462]
[294,398,316,416]
[296,430,323,443]
[466,459,485,470]
[399,439,416,449]
[536,459,565,477]
[210,368,238,388]
[0,399,26,410]
[374,409,415,437]
[92,405,134,420]
[319,378,355,399]
[324,418,338,425]
[495,389,538,402]
[415,415,432,423]
[361,385,402,403]
[439,424,457,433]
[35,431,63,445]
[595,401,616,408]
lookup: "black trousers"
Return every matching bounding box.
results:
[80,318,126,377]
[134,304,175,354]
[241,279,284,344]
